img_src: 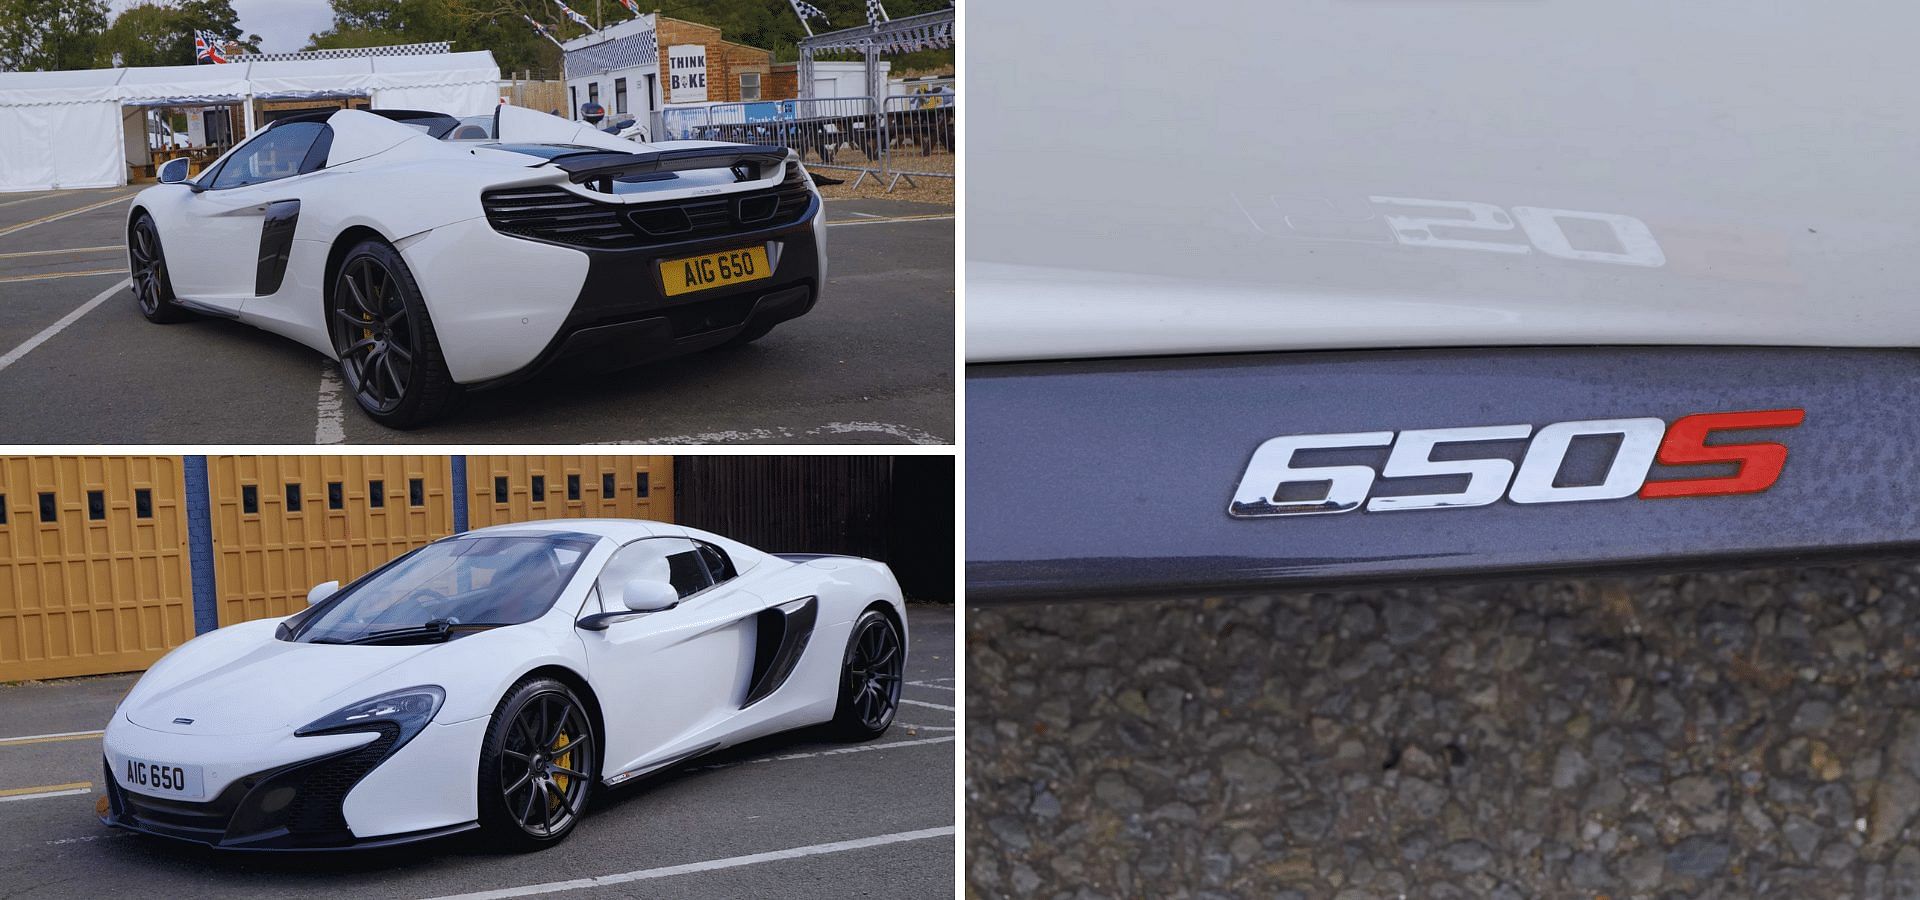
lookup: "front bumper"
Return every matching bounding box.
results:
[99,713,486,850]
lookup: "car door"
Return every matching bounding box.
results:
[575,536,767,778]
[166,121,329,308]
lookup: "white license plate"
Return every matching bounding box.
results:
[120,756,205,800]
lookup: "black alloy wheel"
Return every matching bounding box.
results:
[129,214,188,323]
[478,677,596,850]
[327,239,458,428]
[833,610,904,739]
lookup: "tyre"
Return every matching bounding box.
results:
[476,677,597,852]
[830,608,905,741]
[129,213,189,323]
[328,238,459,428]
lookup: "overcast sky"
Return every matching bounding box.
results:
[109,0,337,53]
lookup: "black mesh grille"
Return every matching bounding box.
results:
[285,725,398,834]
[483,162,814,251]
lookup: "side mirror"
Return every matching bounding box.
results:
[157,157,190,185]
[307,580,340,606]
[621,578,679,613]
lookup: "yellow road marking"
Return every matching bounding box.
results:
[0,245,120,260]
[825,213,953,227]
[0,730,104,748]
[0,193,137,240]
[0,188,119,209]
[0,782,89,797]
[0,268,126,285]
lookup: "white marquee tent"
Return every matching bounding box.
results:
[0,51,500,193]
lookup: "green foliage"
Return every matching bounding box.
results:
[0,0,110,71]
[306,0,954,73]
[307,0,562,76]
[98,0,260,69]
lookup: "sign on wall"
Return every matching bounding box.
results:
[668,44,708,102]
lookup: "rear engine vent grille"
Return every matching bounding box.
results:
[482,162,815,251]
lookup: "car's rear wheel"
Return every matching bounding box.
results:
[830,609,904,740]
[129,213,188,323]
[329,239,458,428]
[477,677,597,852]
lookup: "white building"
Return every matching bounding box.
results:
[561,15,659,125]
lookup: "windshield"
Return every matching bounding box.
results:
[287,534,596,644]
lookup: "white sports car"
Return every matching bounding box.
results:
[127,106,827,427]
[98,519,907,851]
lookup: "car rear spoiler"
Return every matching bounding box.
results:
[548,146,789,186]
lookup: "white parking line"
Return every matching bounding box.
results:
[0,729,104,747]
[0,245,120,260]
[900,698,953,711]
[418,826,955,900]
[0,278,130,376]
[591,421,946,445]
[315,361,347,444]
[907,681,954,691]
[690,735,954,773]
[899,724,955,732]
[0,268,125,285]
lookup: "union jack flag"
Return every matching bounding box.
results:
[193,30,227,64]
[553,0,592,29]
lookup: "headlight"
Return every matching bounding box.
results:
[295,685,444,742]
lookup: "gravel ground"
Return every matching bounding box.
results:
[967,562,1920,898]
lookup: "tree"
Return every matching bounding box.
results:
[99,0,259,69]
[0,0,110,71]
[309,0,559,76]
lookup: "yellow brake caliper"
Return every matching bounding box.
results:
[551,730,573,795]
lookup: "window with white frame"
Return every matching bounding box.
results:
[739,72,761,101]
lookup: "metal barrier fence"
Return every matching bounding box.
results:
[659,91,956,193]
[661,97,885,187]
[880,92,955,192]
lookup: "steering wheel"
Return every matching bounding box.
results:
[385,587,451,621]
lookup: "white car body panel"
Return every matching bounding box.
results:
[100,519,906,846]
[966,0,1920,362]
[130,107,824,385]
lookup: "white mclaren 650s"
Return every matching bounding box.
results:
[98,520,906,851]
[127,105,826,427]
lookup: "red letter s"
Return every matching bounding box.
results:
[1639,408,1805,499]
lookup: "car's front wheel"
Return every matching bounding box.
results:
[477,677,597,852]
[830,609,904,740]
[329,239,458,428]
[129,213,189,323]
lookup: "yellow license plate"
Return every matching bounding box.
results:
[659,246,772,297]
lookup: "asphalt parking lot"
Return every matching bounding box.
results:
[969,563,1920,898]
[0,604,954,899]
[0,188,952,444]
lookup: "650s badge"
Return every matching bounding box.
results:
[1230,409,1805,517]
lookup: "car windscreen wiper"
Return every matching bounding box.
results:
[309,618,507,646]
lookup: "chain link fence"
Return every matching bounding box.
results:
[657,89,956,193]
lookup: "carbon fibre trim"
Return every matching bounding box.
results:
[254,199,299,296]
[966,347,1920,602]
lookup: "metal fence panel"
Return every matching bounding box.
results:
[881,91,956,192]
[661,97,885,186]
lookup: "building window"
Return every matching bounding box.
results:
[569,85,579,120]
[587,82,599,108]
[0,494,8,525]
[494,476,509,505]
[614,78,627,115]
[602,473,616,497]
[409,478,424,507]
[636,473,650,498]
[369,479,385,508]
[38,492,55,523]
[328,481,343,510]
[740,72,761,101]
[136,489,152,519]
[241,485,258,515]
[531,475,546,502]
[285,483,301,512]
[88,490,106,520]
[567,474,581,501]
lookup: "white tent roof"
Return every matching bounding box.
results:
[0,51,500,107]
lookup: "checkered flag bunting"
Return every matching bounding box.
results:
[865,0,889,26]
[790,0,829,24]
